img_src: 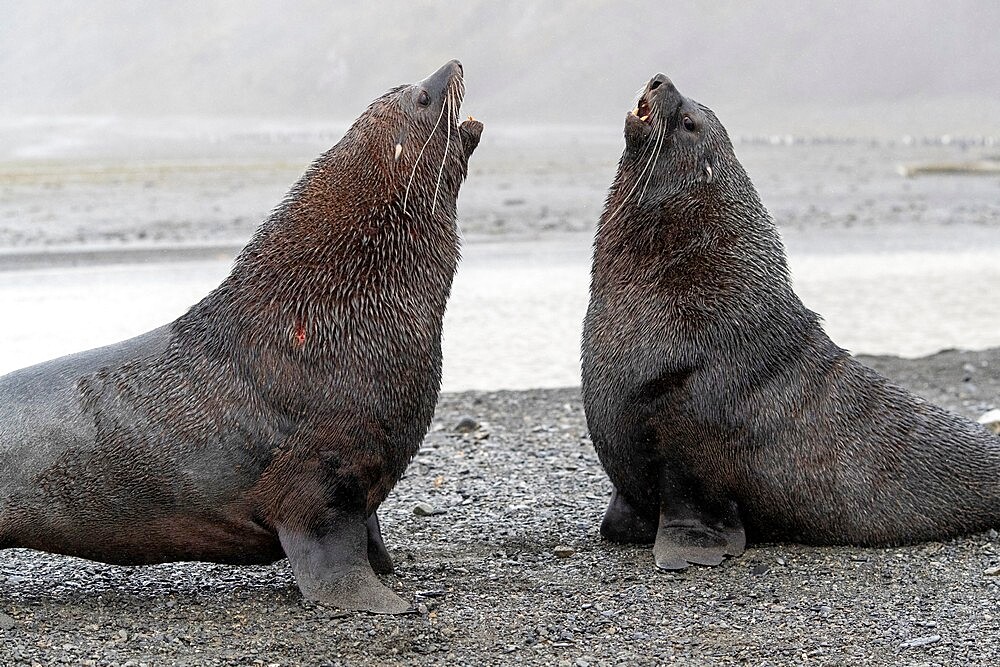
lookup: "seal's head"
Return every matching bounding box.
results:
[605,73,758,230]
[338,59,483,215]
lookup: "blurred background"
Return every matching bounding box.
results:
[1,1,999,389]
[4,0,1000,135]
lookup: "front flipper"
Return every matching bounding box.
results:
[653,473,745,570]
[600,487,658,544]
[279,515,411,614]
[366,512,394,575]
[459,118,483,158]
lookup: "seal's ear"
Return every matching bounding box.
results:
[703,159,714,185]
[394,143,403,161]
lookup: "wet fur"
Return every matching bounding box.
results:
[0,62,482,609]
[582,75,1000,558]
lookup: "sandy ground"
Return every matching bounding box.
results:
[1,119,999,664]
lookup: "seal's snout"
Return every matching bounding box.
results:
[420,60,464,99]
[631,73,678,127]
[648,73,671,91]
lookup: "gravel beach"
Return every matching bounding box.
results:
[1,349,999,666]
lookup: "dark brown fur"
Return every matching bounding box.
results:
[0,60,483,612]
[582,73,1000,570]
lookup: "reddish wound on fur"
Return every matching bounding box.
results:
[293,321,307,347]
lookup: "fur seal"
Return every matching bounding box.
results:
[581,73,1000,570]
[0,60,483,613]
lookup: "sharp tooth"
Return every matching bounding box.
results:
[632,107,640,116]
[640,115,649,122]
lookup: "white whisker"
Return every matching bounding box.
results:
[403,92,449,214]
[638,121,667,201]
[605,120,664,223]
[431,86,455,215]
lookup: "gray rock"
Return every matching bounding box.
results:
[900,634,941,649]
[0,612,15,630]
[553,546,575,559]
[454,416,480,434]
[413,502,445,517]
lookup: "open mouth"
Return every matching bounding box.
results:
[632,95,651,123]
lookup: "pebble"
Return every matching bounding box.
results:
[553,546,575,558]
[0,611,15,630]
[413,502,445,517]
[899,634,941,649]
[984,565,1000,576]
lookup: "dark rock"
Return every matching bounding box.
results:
[454,416,480,434]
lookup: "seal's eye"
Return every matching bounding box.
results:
[418,90,431,107]
[683,116,697,132]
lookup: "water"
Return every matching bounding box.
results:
[1,232,998,391]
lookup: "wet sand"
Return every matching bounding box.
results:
[2,230,999,390]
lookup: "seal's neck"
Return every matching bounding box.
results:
[175,153,461,372]
[593,169,791,299]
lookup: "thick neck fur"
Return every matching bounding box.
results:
[171,91,468,413]
[592,125,792,313]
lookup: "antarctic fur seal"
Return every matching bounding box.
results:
[0,60,483,613]
[581,73,1000,570]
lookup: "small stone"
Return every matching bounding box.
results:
[900,634,941,649]
[454,416,480,434]
[977,409,1000,435]
[0,612,15,630]
[751,562,770,576]
[554,545,575,558]
[413,502,444,517]
[984,565,1000,576]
